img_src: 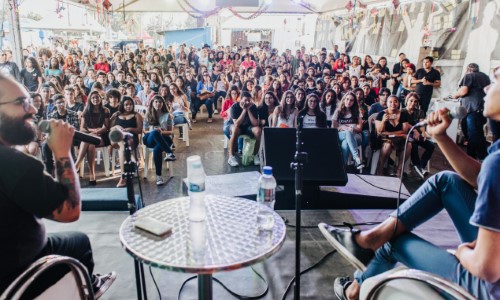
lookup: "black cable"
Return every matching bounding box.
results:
[149,266,162,300]
[353,174,412,198]
[280,249,337,300]
[177,266,269,300]
[281,217,381,229]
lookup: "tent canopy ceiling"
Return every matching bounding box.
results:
[72,0,383,14]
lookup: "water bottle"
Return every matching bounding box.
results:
[187,155,206,221]
[257,166,277,231]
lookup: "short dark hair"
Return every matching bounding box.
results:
[424,56,434,63]
[241,91,252,99]
[106,88,121,99]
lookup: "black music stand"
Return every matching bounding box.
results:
[261,127,347,299]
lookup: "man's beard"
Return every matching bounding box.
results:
[0,111,36,145]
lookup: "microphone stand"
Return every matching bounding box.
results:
[290,126,307,299]
[122,136,148,300]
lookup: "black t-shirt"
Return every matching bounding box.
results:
[230,103,258,128]
[257,106,270,127]
[415,68,441,101]
[20,68,42,92]
[105,104,119,116]
[376,110,409,132]
[459,72,490,113]
[66,102,84,115]
[0,146,67,292]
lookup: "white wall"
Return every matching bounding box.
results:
[219,13,317,52]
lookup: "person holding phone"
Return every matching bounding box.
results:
[375,95,412,177]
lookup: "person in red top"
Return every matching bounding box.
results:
[93,54,110,74]
[219,52,232,68]
[240,54,256,71]
[222,86,240,139]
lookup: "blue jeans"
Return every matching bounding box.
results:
[338,130,361,164]
[142,130,173,176]
[354,171,494,299]
[410,138,435,168]
[191,97,214,119]
[465,112,487,159]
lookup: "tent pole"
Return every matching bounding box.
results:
[8,0,23,68]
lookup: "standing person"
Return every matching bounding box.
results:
[142,95,176,186]
[391,53,406,95]
[414,56,441,114]
[451,63,490,160]
[0,50,20,81]
[326,68,500,300]
[403,92,435,179]
[0,75,116,298]
[20,57,43,92]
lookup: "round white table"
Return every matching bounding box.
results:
[120,194,286,299]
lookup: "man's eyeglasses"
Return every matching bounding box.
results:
[0,97,30,112]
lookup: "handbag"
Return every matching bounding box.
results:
[199,91,215,100]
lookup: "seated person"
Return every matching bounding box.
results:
[403,92,435,179]
[42,94,80,176]
[375,95,412,177]
[368,87,390,117]
[74,91,111,185]
[325,77,500,300]
[332,92,364,170]
[297,94,327,128]
[0,75,116,298]
[142,95,176,186]
[227,91,261,167]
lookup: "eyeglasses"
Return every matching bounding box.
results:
[0,97,30,112]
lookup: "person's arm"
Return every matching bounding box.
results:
[233,106,247,127]
[426,108,481,188]
[248,106,259,127]
[452,86,468,99]
[456,229,500,282]
[46,120,81,222]
[375,113,389,134]
[126,113,143,135]
[271,106,280,127]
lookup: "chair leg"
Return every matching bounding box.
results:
[183,124,189,146]
[102,149,110,177]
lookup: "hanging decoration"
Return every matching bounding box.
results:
[176,0,222,18]
[227,2,270,20]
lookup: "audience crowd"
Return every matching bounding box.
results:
[2,40,499,185]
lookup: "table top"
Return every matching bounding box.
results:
[119,195,286,274]
[182,171,261,198]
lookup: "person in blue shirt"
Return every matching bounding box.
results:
[325,68,500,300]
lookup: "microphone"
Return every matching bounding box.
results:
[39,120,102,146]
[414,106,467,128]
[109,128,134,143]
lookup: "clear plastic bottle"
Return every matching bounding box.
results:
[187,155,206,221]
[257,166,277,231]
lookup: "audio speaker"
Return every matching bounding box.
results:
[261,128,348,186]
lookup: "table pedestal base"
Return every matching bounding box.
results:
[198,274,213,300]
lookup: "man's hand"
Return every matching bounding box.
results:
[455,240,476,260]
[47,120,75,157]
[426,108,452,139]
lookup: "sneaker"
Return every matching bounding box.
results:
[156,176,165,186]
[318,223,374,272]
[214,109,219,114]
[254,154,260,166]
[192,119,197,123]
[188,121,193,130]
[333,277,352,300]
[164,153,176,161]
[93,272,117,299]
[207,118,213,123]
[413,165,425,179]
[355,158,365,170]
[178,135,184,140]
[228,155,239,167]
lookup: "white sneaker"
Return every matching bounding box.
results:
[214,109,219,114]
[254,154,260,166]
[93,271,117,299]
[156,176,165,186]
[228,155,239,167]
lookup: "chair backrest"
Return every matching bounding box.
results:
[134,105,147,117]
[1,255,94,300]
[368,112,379,134]
[361,269,477,300]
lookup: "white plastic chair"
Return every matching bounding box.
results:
[360,268,477,300]
[79,147,111,177]
[142,145,171,178]
[0,255,94,300]
[175,123,190,146]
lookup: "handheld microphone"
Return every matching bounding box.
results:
[414,106,467,128]
[39,120,102,146]
[109,128,134,143]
